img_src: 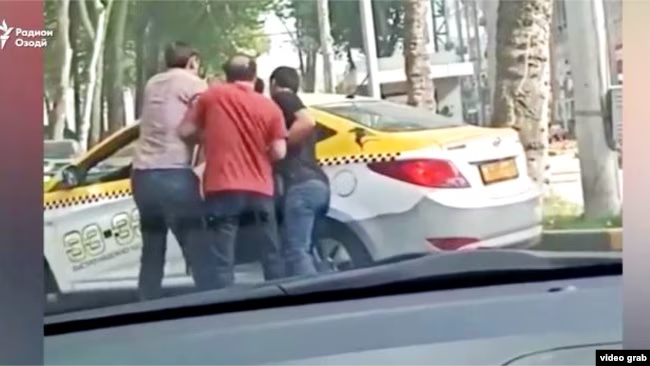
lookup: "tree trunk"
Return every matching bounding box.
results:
[50,0,73,140]
[43,98,50,138]
[106,0,128,134]
[134,20,147,118]
[403,0,435,110]
[89,51,103,148]
[316,0,335,93]
[69,1,82,140]
[135,20,161,116]
[490,0,553,188]
[79,0,113,152]
[302,49,317,92]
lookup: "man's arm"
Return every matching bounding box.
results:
[178,77,208,142]
[287,108,316,147]
[267,105,288,162]
[275,93,315,147]
[178,93,206,143]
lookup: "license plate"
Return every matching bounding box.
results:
[479,158,519,184]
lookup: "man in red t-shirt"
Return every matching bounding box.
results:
[179,55,287,288]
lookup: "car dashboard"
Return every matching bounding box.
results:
[45,273,620,365]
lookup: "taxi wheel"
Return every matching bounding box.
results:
[312,219,373,272]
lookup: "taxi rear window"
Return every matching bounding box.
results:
[316,101,465,132]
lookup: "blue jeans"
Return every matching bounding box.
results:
[281,179,330,277]
[204,191,285,289]
[131,169,218,300]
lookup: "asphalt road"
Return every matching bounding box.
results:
[46,264,266,316]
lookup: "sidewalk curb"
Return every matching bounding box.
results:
[539,228,622,251]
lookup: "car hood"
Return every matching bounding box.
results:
[273,331,620,365]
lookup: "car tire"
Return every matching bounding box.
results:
[312,218,373,272]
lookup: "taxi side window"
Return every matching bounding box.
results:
[83,141,135,186]
[315,123,337,142]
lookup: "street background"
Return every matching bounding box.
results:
[43,0,623,315]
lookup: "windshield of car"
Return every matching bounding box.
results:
[42,0,622,333]
[317,100,465,132]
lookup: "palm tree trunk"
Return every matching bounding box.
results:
[403,0,435,110]
[490,0,553,187]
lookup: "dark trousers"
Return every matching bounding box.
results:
[131,169,217,300]
[204,191,285,289]
[281,179,330,277]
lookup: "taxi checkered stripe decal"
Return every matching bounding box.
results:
[44,189,132,211]
[44,153,401,210]
[318,152,401,167]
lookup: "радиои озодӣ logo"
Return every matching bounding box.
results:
[0,19,13,49]
[0,19,52,50]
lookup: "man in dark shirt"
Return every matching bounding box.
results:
[179,55,288,288]
[269,66,330,277]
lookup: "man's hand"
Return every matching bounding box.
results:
[178,96,203,142]
[268,138,287,162]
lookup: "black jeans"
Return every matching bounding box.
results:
[131,169,218,300]
[204,191,284,289]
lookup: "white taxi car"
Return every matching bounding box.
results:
[44,94,541,296]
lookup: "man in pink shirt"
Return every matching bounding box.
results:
[131,41,217,300]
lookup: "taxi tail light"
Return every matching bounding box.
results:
[368,159,470,188]
[427,237,479,251]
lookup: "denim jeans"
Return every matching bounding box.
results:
[281,179,330,277]
[204,191,284,289]
[131,169,218,300]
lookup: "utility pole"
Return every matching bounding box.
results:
[470,0,485,125]
[453,0,465,60]
[602,0,621,86]
[564,0,621,218]
[359,0,381,98]
[463,0,482,124]
[317,0,335,93]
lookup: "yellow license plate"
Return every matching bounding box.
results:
[479,159,519,184]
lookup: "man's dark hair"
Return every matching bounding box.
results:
[164,41,199,69]
[270,66,300,93]
[254,78,265,93]
[222,55,257,82]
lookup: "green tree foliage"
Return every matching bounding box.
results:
[127,0,273,76]
[44,0,274,140]
[276,0,405,58]
[45,0,273,90]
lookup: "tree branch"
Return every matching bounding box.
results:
[76,0,95,39]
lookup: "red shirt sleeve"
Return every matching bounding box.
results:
[267,102,287,143]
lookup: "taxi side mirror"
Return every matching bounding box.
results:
[61,165,82,189]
